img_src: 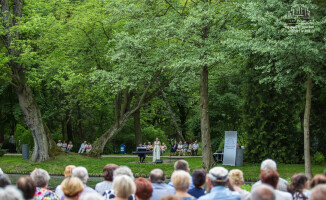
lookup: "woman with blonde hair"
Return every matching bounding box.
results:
[55,165,76,199]
[171,170,195,200]
[228,169,251,200]
[112,175,136,200]
[61,177,84,200]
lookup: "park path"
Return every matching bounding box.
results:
[4,153,202,159]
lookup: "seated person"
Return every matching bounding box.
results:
[146,142,153,152]
[192,141,199,156]
[161,143,167,155]
[170,141,177,156]
[62,140,67,151]
[78,141,87,153]
[57,140,63,149]
[85,142,92,153]
[182,141,188,156]
[188,142,193,156]
[177,141,183,156]
[137,144,146,163]
[66,141,73,152]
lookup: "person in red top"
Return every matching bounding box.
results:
[85,142,92,153]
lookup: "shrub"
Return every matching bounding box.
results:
[312,152,325,165]
[0,149,7,157]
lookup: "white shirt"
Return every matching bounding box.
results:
[95,181,113,195]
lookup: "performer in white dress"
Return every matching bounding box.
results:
[153,137,161,162]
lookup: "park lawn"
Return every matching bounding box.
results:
[0,153,325,180]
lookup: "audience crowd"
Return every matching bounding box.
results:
[0,159,325,200]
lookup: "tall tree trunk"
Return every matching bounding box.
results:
[1,0,56,162]
[61,118,66,140]
[200,66,213,170]
[0,113,4,144]
[304,75,312,179]
[16,83,55,162]
[133,109,142,146]
[77,103,83,140]
[66,114,73,141]
[161,90,185,141]
[177,103,187,139]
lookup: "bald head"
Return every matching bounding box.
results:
[150,169,165,183]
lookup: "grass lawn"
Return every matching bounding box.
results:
[1,153,325,180]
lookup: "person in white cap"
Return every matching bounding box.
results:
[198,167,241,200]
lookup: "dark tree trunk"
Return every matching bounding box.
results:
[16,83,56,162]
[77,103,83,140]
[1,0,57,162]
[0,113,4,144]
[177,103,187,139]
[200,65,213,170]
[91,76,171,155]
[304,75,312,179]
[66,114,73,141]
[161,90,185,141]
[133,108,142,146]
[61,118,66,140]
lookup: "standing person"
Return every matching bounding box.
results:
[62,141,67,151]
[85,142,92,153]
[170,141,177,156]
[78,141,87,154]
[192,141,199,156]
[153,137,161,162]
[9,135,16,153]
[66,141,73,152]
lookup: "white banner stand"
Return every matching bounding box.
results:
[222,131,237,166]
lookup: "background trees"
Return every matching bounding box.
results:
[0,0,325,168]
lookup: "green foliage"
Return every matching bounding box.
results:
[242,64,303,163]
[142,125,167,144]
[14,124,34,151]
[0,149,7,157]
[311,152,325,165]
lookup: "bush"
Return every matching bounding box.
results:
[14,124,34,151]
[0,149,7,157]
[312,152,325,165]
[142,125,167,144]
